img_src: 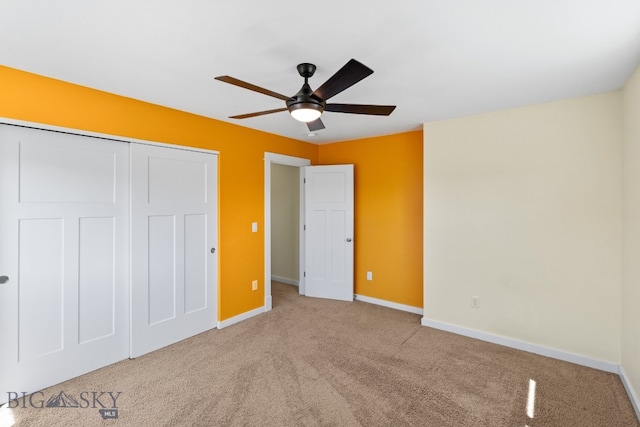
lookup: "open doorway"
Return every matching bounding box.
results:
[263,153,310,311]
[270,163,300,286]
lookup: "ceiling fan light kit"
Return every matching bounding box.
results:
[215,59,396,132]
[289,103,323,123]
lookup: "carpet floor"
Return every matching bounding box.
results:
[2,281,638,426]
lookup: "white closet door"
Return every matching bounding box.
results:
[130,143,218,358]
[0,125,130,403]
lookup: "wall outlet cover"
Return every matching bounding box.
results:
[471,296,480,308]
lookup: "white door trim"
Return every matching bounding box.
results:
[264,153,311,311]
[0,117,219,155]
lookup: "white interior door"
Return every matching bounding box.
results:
[304,165,354,301]
[0,124,130,403]
[130,143,218,358]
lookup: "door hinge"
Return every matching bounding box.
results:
[303,178,306,184]
[304,224,306,231]
[304,271,306,277]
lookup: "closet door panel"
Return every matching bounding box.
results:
[0,124,129,403]
[130,143,218,358]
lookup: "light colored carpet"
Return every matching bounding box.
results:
[2,281,638,426]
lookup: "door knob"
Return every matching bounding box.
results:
[346,238,352,242]
[0,276,8,284]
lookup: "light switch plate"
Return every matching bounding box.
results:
[252,222,258,233]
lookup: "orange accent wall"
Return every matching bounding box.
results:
[318,131,424,308]
[0,64,318,321]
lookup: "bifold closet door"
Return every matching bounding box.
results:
[0,124,130,403]
[130,143,218,358]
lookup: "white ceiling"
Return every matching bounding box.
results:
[1,1,640,144]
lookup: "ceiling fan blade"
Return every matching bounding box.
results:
[325,103,396,116]
[229,108,288,119]
[312,59,373,101]
[215,76,292,101]
[307,118,325,132]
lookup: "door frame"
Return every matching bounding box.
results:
[264,152,311,311]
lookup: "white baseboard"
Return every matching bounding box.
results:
[619,365,640,421]
[355,294,423,315]
[420,317,619,373]
[271,275,299,286]
[217,306,265,329]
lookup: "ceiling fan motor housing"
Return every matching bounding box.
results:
[286,83,326,115]
[286,63,325,118]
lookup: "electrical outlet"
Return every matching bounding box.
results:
[252,280,258,291]
[471,296,480,309]
[366,271,373,281]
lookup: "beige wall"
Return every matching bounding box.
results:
[271,163,300,283]
[423,93,623,362]
[623,64,640,405]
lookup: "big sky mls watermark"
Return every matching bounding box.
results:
[5,390,122,419]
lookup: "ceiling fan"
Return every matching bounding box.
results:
[215,59,396,132]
